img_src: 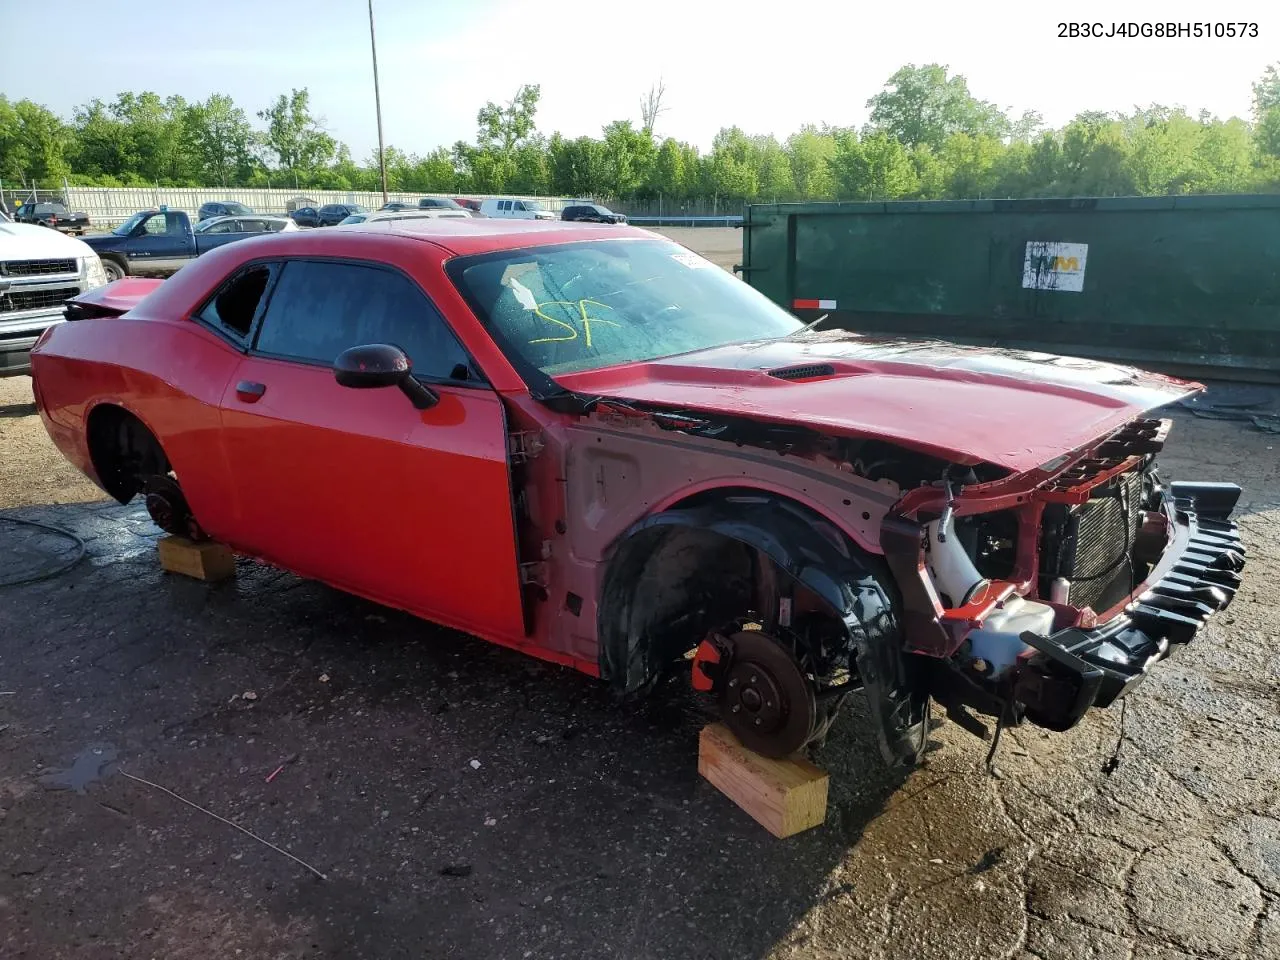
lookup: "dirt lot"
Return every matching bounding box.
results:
[2,240,1280,958]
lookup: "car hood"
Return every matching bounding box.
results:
[0,222,95,258]
[552,332,1198,473]
[80,232,127,251]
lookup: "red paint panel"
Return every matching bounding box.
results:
[217,355,526,643]
[556,339,1194,473]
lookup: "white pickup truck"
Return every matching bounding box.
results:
[0,221,108,376]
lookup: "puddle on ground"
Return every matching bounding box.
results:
[38,743,118,794]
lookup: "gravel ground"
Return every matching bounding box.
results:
[2,250,1279,958]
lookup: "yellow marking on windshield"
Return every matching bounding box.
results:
[528,299,620,348]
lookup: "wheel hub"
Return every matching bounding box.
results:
[718,630,817,758]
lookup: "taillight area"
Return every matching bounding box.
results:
[32,325,57,350]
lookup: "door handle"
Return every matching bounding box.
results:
[235,380,266,403]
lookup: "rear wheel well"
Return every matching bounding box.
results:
[86,405,168,503]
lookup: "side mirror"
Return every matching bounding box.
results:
[333,343,438,410]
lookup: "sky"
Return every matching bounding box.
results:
[2,0,1275,159]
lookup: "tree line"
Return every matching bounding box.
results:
[3,63,1279,205]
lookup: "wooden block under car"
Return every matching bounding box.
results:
[697,722,829,838]
[156,536,236,582]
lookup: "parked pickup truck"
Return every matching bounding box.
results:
[0,221,107,376]
[14,201,91,235]
[81,209,295,280]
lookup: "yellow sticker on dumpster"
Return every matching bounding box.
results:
[1022,242,1088,292]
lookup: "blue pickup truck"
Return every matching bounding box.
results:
[82,209,297,280]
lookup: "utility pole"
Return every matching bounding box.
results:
[368,0,389,205]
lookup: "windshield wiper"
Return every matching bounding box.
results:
[780,313,829,339]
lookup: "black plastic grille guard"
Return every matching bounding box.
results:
[1013,482,1245,730]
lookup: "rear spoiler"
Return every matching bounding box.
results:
[64,277,165,320]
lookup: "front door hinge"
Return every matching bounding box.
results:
[508,431,545,465]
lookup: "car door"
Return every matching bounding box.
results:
[131,212,192,272]
[217,257,526,642]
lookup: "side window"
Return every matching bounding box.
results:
[499,200,510,212]
[197,264,275,342]
[140,215,170,236]
[254,260,476,382]
[206,221,233,234]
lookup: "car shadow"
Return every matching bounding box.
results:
[0,400,38,418]
[0,499,914,960]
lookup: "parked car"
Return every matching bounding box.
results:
[14,201,91,235]
[0,221,107,375]
[80,209,288,280]
[196,201,254,224]
[31,222,1245,767]
[417,197,464,211]
[378,201,415,212]
[317,203,367,227]
[289,206,322,228]
[453,197,482,213]
[195,215,298,235]
[478,198,557,220]
[561,203,627,224]
[339,209,471,226]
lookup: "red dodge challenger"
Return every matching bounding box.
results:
[32,220,1245,764]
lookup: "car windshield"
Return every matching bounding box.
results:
[450,239,803,376]
[193,219,222,233]
[521,200,543,211]
[339,215,366,225]
[224,203,252,216]
[114,212,150,236]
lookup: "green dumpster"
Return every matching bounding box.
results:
[739,194,1280,381]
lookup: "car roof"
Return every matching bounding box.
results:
[200,214,287,225]
[335,217,656,254]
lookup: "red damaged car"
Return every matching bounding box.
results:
[31,220,1245,765]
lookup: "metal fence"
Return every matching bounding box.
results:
[0,182,576,227]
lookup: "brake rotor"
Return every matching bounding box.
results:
[719,630,817,758]
[143,475,193,537]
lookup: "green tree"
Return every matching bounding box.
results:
[866,64,1008,149]
[185,94,256,186]
[1057,113,1136,195]
[785,126,837,199]
[939,133,1002,198]
[753,135,795,200]
[0,97,71,184]
[257,89,336,186]
[601,120,654,196]
[404,147,459,192]
[548,134,607,196]
[830,131,917,200]
[477,84,541,154]
[508,141,550,194]
[650,137,685,198]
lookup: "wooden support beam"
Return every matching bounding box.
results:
[157,536,236,582]
[698,723,829,838]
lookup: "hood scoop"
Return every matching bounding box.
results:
[768,362,836,382]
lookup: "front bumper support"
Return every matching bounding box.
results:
[1013,482,1246,731]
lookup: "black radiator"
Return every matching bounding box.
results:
[1040,470,1145,613]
